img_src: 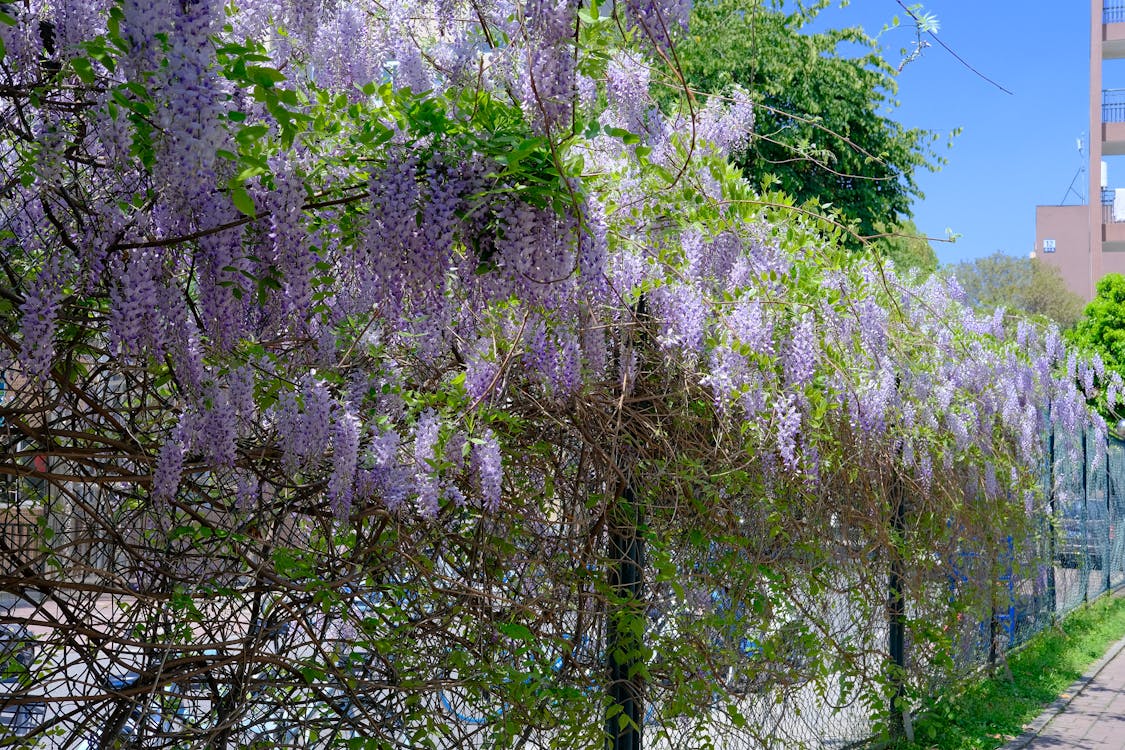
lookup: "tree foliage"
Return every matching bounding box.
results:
[870,218,938,278]
[1069,274,1125,418]
[674,0,942,248]
[949,252,1086,329]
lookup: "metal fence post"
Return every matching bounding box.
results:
[605,298,648,750]
[1083,426,1090,603]
[888,472,909,739]
[1113,433,1124,585]
[606,482,644,750]
[1107,437,1113,593]
[1047,423,1057,621]
[987,601,998,669]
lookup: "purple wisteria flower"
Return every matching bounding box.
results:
[445,430,467,472]
[236,471,260,512]
[201,388,237,468]
[703,345,748,411]
[783,313,816,388]
[857,299,888,360]
[577,198,610,300]
[581,322,608,378]
[19,256,65,384]
[329,407,360,518]
[917,452,934,494]
[856,365,895,435]
[311,2,377,94]
[696,88,754,155]
[227,366,256,425]
[901,438,915,469]
[365,150,420,315]
[277,379,333,472]
[473,429,504,511]
[983,462,999,499]
[464,337,499,403]
[268,158,313,316]
[153,421,186,501]
[773,393,801,471]
[653,282,706,354]
[413,410,442,518]
[553,327,583,397]
[1108,372,1123,412]
[727,298,774,356]
[605,52,652,139]
[524,0,577,132]
[109,248,161,357]
[1016,319,1031,349]
[50,0,110,55]
[622,0,692,53]
[989,307,1006,338]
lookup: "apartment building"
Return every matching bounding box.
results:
[1036,0,1125,300]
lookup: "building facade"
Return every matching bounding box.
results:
[1036,0,1125,300]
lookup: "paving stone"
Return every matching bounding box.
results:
[1008,631,1125,750]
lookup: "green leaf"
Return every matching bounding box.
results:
[246,65,287,87]
[235,124,270,146]
[230,185,256,217]
[299,665,326,684]
[604,126,642,145]
[235,164,268,183]
[71,57,96,83]
[497,622,535,642]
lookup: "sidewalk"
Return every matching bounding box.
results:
[1004,631,1125,749]
[1,592,122,638]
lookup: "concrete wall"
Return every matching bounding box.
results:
[1037,204,1092,300]
[1104,249,1125,279]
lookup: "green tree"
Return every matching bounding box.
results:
[1069,274,1125,374]
[949,252,1085,329]
[870,218,938,278]
[675,0,941,248]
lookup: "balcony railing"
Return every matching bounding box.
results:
[1107,1,1125,24]
[1105,89,1125,123]
[1103,187,1125,223]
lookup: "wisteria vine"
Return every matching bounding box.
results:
[0,0,1111,746]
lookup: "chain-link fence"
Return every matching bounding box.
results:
[634,422,1125,750]
[3,429,1123,750]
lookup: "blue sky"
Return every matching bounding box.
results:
[806,1,1090,265]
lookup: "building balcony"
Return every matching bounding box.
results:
[1101,188,1125,250]
[1105,2,1125,57]
[1103,90,1125,153]
[1103,188,1117,222]
[1104,89,1125,122]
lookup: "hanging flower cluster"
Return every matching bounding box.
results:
[0,0,1102,529]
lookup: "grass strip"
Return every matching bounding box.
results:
[900,591,1125,749]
